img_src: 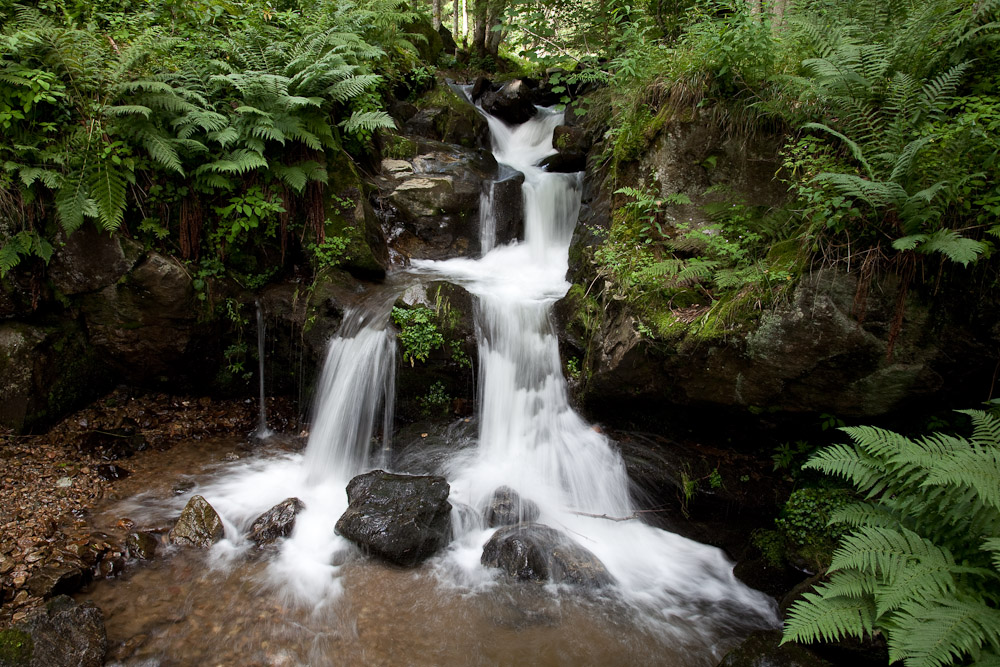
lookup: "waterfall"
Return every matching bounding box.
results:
[253,301,273,440]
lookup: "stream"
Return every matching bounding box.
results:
[78,98,778,666]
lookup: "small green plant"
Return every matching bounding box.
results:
[418,381,451,416]
[391,306,444,365]
[565,356,581,381]
[449,339,472,369]
[308,228,354,271]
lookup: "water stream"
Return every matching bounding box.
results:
[81,101,778,665]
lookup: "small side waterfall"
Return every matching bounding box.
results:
[253,301,273,440]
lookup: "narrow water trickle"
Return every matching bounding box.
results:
[254,300,273,439]
[85,97,780,666]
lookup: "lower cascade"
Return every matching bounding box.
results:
[104,103,778,664]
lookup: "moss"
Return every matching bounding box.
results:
[0,629,33,665]
[383,133,418,159]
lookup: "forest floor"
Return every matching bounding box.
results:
[0,389,299,626]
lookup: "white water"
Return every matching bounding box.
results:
[137,101,777,658]
[253,301,273,439]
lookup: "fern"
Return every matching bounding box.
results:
[783,411,1000,666]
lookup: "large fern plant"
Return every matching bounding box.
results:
[782,409,1000,667]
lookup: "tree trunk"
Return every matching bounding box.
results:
[472,0,488,57]
[433,0,442,29]
[462,0,469,43]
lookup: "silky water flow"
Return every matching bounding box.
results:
[82,102,779,666]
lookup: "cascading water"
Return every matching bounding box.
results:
[85,97,779,666]
[253,301,273,439]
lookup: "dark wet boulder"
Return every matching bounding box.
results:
[478,79,537,125]
[488,168,525,246]
[484,486,540,527]
[247,498,305,547]
[335,470,452,567]
[169,495,224,548]
[481,523,614,588]
[12,595,106,667]
[539,152,586,173]
[719,630,831,667]
[47,227,141,296]
[25,563,86,599]
[438,25,457,54]
[125,532,158,560]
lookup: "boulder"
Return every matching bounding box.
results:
[477,79,537,125]
[484,486,540,527]
[247,498,305,547]
[486,168,525,247]
[335,470,452,567]
[378,142,498,260]
[80,250,198,381]
[0,321,107,433]
[539,152,586,173]
[719,630,830,667]
[404,84,489,149]
[125,532,159,560]
[169,495,224,548]
[47,227,141,296]
[481,523,614,588]
[12,595,106,667]
[438,25,457,54]
[25,563,86,599]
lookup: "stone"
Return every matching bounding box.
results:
[125,532,158,561]
[169,495,224,548]
[247,498,305,547]
[438,25,457,54]
[47,227,141,296]
[13,595,106,667]
[477,79,537,125]
[539,152,586,173]
[25,564,86,599]
[95,464,129,481]
[487,168,525,246]
[481,523,614,588]
[719,630,831,667]
[484,486,540,527]
[335,470,452,567]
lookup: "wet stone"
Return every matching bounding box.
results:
[247,498,305,548]
[168,495,224,548]
[484,486,540,527]
[13,595,106,667]
[25,564,86,599]
[96,464,129,481]
[335,470,452,567]
[481,523,614,589]
[125,532,158,561]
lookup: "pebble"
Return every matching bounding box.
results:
[56,476,73,487]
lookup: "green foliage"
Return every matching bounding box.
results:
[418,380,450,416]
[0,628,32,665]
[308,228,354,270]
[391,305,444,365]
[782,409,1000,667]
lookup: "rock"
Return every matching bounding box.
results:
[477,79,537,125]
[12,595,106,667]
[169,495,224,548]
[335,470,452,567]
[471,76,492,101]
[378,142,498,260]
[438,25,457,54]
[485,168,525,246]
[719,630,830,667]
[553,125,592,155]
[481,523,614,588]
[95,464,129,481]
[484,486,540,527]
[539,152,586,173]
[247,498,305,547]
[25,564,86,599]
[80,251,198,381]
[0,628,33,666]
[0,321,107,433]
[47,227,141,296]
[125,532,158,560]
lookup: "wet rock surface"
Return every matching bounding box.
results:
[247,498,305,547]
[168,495,224,548]
[475,79,537,126]
[719,630,831,667]
[335,470,452,567]
[47,227,141,297]
[481,523,614,588]
[124,533,158,561]
[12,595,106,667]
[484,487,540,527]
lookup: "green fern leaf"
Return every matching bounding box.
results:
[54,172,97,234]
[782,591,876,644]
[87,160,129,232]
[340,110,396,134]
[916,229,985,267]
[889,598,1000,667]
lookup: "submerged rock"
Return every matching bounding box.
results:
[335,470,452,567]
[247,497,305,547]
[125,532,159,561]
[169,495,224,548]
[719,630,830,667]
[481,523,614,588]
[484,486,540,527]
[12,595,106,667]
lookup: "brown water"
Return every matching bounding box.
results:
[79,436,756,666]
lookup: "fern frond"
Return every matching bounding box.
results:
[340,110,396,134]
[804,122,874,178]
[804,442,884,492]
[889,598,1000,667]
[782,591,875,644]
[87,160,129,232]
[54,172,97,234]
[962,410,1000,449]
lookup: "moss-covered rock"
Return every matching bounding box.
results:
[0,629,33,666]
